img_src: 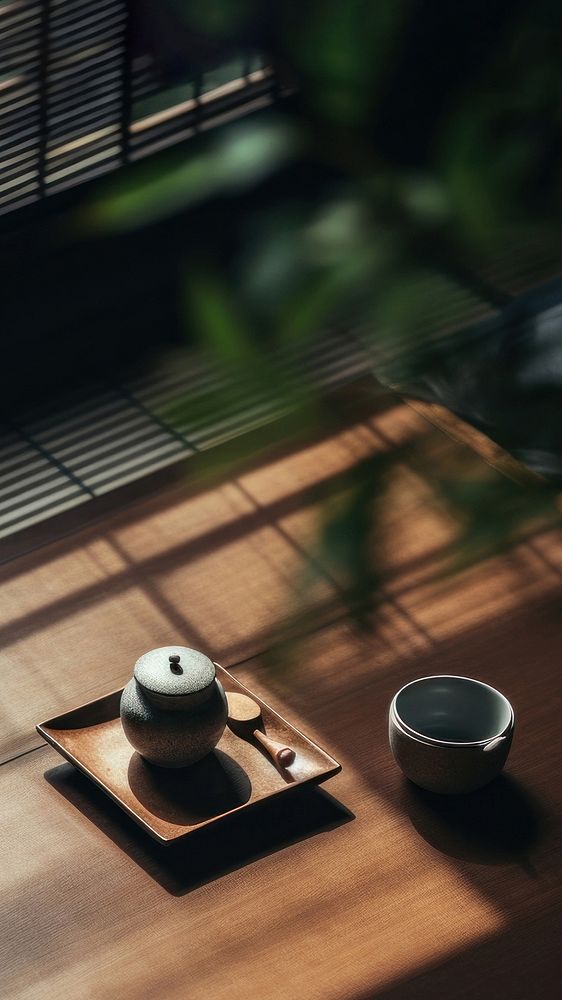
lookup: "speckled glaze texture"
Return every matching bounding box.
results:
[389,718,513,794]
[134,646,216,697]
[120,677,227,768]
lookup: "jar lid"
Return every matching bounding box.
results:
[133,646,215,698]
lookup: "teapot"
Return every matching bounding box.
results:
[120,646,228,768]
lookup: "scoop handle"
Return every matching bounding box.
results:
[482,736,506,753]
[254,731,296,767]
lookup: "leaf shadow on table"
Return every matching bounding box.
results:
[400,774,543,873]
[45,763,354,896]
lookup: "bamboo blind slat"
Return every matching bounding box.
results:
[0,0,274,217]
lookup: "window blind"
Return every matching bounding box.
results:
[0,0,274,216]
[0,327,373,548]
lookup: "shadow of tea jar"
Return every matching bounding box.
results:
[120,646,228,768]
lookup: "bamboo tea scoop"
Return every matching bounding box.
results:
[227,692,296,768]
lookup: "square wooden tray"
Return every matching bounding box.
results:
[37,665,341,843]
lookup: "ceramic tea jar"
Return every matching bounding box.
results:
[120,646,227,768]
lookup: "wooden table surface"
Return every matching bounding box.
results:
[2,399,561,1000]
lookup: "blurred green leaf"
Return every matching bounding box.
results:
[87,0,562,638]
[187,270,258,369]
[89,120,297,230]
[312,450,400,626]
[286,0,410,127]
[398,175,451,226]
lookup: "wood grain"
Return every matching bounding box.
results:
[3,598,561,1000]
[2,402,562,999]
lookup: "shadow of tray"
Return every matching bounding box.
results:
[37,664,341,844]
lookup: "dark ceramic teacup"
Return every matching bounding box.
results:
[389,675,515,794]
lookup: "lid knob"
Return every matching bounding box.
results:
[134,646,215,697]
[168,654,183,675]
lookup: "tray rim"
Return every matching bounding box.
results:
[36,664,342,844]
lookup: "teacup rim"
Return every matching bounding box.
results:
[390,674,515,747]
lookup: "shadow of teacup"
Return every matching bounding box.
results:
[403,774,542,865]
[127,749,252,824]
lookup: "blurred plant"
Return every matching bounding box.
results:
[90,0,562,634]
